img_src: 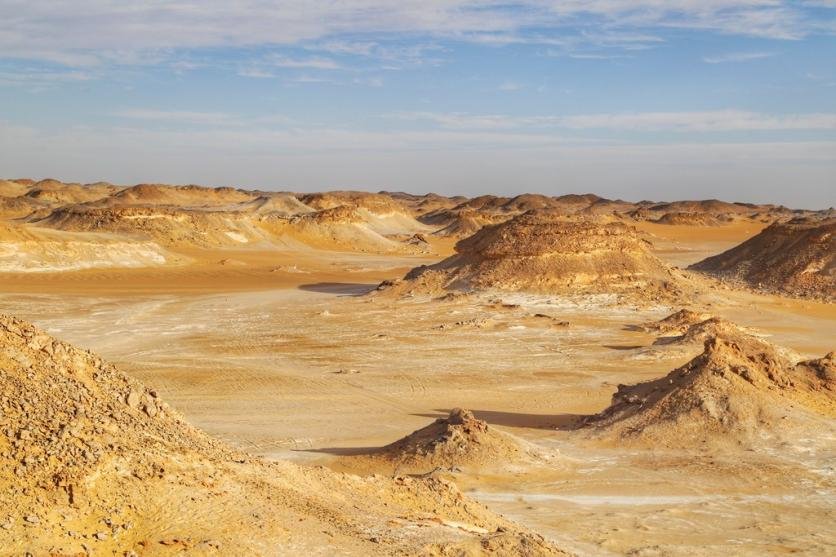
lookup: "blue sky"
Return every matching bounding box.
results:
[1,1,835,207]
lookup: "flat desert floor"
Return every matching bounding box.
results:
[3,221,834,556]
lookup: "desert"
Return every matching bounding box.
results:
[0,177,833,555]
[3,3,836,554]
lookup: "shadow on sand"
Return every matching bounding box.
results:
[412,409,585,431]
[603,344,645,350]
[298,409,588,457]
[297,282,378,296]
[294,446,380,456]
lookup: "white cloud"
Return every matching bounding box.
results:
[267,55,341,70]
[703,51,775,63]
[498,81,523,91]
[0,68,93,87]
[393,112,544,130]
[111,109,236,125]
[1,1,832,67]
[238,67,276,79]
[564,52,633,60]
[396,110,836,132]
[309,41,446,69]
[111,109,298,128]
[316,40,379,56]
[287,75,335,84]
[561,110,836,131]
[354,77,384,87]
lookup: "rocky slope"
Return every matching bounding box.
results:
[33,205,268,248]
[263,206,431,253]
[637,309,712,335]
[690,217,835,300]
[340,409,553,475]
[395,210,684,300]
[582,330,835,446]
[0,222,170,271]
[0,315,567,555]
[109,183,256,207]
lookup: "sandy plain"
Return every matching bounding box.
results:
[2,219,833,556]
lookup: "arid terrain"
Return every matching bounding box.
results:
[0,178,833,556]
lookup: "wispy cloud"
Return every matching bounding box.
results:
[110,109,300,128]
[703,51,776,64]
[564,52,634,60]
[309,41,446,69]
[561,111,836,131]
[268,55,341,70]
[287,75,335,84]
[393,112,542,130]
[238,67,275,79]
[354,77,384,87]
[0,68,93,87]
[236,55,342,80]
[1,1,832,67]
[111,109,236,125]
[498,81,523,91]
[396,110,836,132]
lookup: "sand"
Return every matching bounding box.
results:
[1,180,834,555]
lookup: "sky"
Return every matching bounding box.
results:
[1,1,835,207]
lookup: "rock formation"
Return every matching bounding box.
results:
[399,210,683,299]
[690,217,834,300]
[582,331,835,446]
[0,315,567,555]
[358,409,551,473]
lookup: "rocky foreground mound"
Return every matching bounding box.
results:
[0,315,566,555]
[651,316,758,347]
[396,211,683,300]
[638,310,770,348]
[637,309,711,335]
[344,409,552,475]
[582,331,835,446]
[690,217,835,300]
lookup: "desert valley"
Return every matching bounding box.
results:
[0,177,832,556]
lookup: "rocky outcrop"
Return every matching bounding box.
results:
[690,217,835,300]
[582,331,836,446]
[399,210,684,300]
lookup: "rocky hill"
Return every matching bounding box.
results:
[0,315,568,555]
[582,331,835,446]
[342,409,553,475]
[395,210,684,300]
[690,217,835,300]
